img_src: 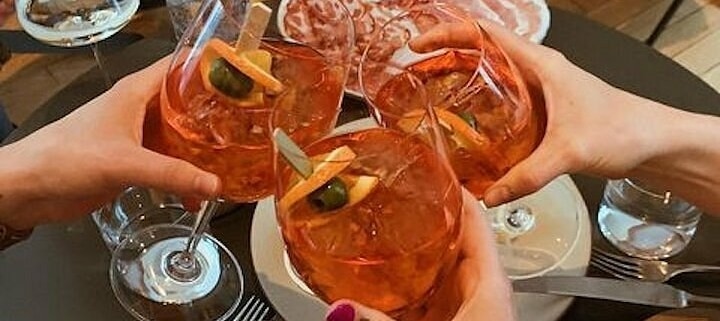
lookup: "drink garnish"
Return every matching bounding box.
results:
[274,129,378,212]
[278,144,356,212]
[235,2,272,52]
[199,2,283,100]
[307,177,348,211]
[201,39,285,94]
[208,58,255,98]
[305,174,380,212]
[457,111,478,131]
[396,108,489,150]
[433,108,489,149]
[344,174,379,206]
[274,128,314,178]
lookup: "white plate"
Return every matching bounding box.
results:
[250,118,590,321]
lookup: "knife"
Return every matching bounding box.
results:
[513,276,720,308]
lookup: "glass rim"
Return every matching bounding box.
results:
[620,178,697,207]
[357,4,531,122]
[358,3,484,111]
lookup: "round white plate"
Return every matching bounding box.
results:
[250,118,591,321]
[275,0,551,97]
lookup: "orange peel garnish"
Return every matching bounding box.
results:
[344,175,379,206]
[397,108,489,150]
[200,38,285,95]
[278,145,357,212]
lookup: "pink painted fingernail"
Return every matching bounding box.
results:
[326,303,355,321]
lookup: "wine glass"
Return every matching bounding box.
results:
[15,0,140,85]
[359,3,579,279]
[272,97,464,316]
[109,0,355,320]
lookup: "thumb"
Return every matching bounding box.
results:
[326,300,394,321]
[476,20,546,72]
[114,148,221,199]
[483,141,568,207]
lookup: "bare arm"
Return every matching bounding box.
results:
[411,21,720,215]
[0,57,220,231]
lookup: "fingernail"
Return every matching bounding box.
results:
[326,303,355,321]
[195,174,221,197]
[484,185,511,207]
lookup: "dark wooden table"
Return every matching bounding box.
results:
[2,7,720,321]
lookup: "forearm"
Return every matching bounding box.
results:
[630,105,720,216]
[0,144,41,230]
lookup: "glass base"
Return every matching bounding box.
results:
[110,224,243,321]
[598,204,695,260]
[483,177,582,279]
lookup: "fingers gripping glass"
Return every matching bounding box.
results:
[271,89,464,317]
[110,0,355,319]
[359,3,577,279]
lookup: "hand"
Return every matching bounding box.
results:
[324,190,515,321]
[0,57,221,230]
[408,22,698,208]
[0,0,14,26]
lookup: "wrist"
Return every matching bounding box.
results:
[0,144,40,230]
[630,102,720,206]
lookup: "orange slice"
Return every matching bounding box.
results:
[201,38,285,94]
[433,108,490,149]
[396,108,489,149]
[279,145,357,212]
[344,175,379,206]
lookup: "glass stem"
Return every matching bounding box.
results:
[165,200,220,282]
[90,43,113,88]
[185,200,219,255]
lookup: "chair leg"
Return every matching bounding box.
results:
[646,0,685,46]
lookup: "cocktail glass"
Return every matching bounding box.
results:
[16,0,140,85]
[272,93,464,317]
[109,0,354,320]
[359,3,579,279]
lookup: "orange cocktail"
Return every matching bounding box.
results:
[155,39,344,202]
[360,4,544,198]
[275,127,463,315]
[373,49,543,196]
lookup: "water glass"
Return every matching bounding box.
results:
[92,186,189,250]
[598,178,702,260]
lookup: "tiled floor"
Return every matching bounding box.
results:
[1,1,718,125]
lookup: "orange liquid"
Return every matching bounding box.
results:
[277,128,463,315]
[374,50,544,198]
[152,40,343,202]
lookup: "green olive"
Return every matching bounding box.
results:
[458,111,478,131]
[208,58,254,98]
[307,177,348,212]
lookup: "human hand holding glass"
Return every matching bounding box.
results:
[324,191,515,321]
[0,57,218,231]
[412,21,693,209]
[359,5,578,279]
[109,0,354,319]
[273,96,464,317]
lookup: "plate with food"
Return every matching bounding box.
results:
[276,0,550,96]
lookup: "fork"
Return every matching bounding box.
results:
[590,247,720,282]
[234,295,271,321]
